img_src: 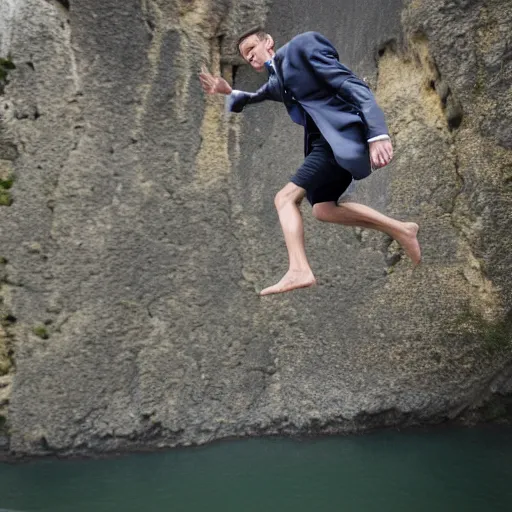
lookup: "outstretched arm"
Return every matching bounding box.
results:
[199,66,275,113]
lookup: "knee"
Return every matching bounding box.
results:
[274,190,287,211]
[312,202,334,222]
[274,188,302,211]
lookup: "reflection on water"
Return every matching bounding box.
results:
[1,426,511,512]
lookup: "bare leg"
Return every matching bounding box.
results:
[313,201,421,265]
[260,183,317,296]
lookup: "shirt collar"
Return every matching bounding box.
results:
[264,56,276,75]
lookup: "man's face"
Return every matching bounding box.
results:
[239,34,273,72]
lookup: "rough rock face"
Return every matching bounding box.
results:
[0,0,510,457]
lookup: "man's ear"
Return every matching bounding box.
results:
[265,35,275,52]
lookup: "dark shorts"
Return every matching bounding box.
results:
[290,135,353,206]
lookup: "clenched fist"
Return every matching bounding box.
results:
[369,139,393,169]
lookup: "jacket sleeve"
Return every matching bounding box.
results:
[307,38,389,139]
[338,78,389,140]
[225,81,280,113]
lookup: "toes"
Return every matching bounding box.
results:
[259,286,278,296]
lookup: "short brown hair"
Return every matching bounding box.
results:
[236,27,268,53]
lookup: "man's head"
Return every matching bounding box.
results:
[237,28,275,72]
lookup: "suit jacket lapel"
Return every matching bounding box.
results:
[273,51,286,91]
[273,50,295,103]
[273,48,306,126]
[266,72,283,101]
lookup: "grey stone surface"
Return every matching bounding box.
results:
[0,0,510,457]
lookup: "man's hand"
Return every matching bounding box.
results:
[199,66,233,95]
[369,139,393,169]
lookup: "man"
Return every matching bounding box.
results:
[200,29,421,296]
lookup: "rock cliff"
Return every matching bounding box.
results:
[0,0,511,457]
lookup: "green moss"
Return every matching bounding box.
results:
[0,175,16,206]
[456,308,512,355]
[33,325,49,340]
[0,57,15,83]
[482,323,511,354]
[476,396,512,423]
[484,402,508,422]
[0,177,14,190]
[473,79,485,95]
[2,314,16,325]
[0,190,12,206]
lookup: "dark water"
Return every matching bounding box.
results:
[1,427,512,512]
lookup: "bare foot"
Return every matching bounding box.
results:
[260,269,317,296]
[396,222,421,265]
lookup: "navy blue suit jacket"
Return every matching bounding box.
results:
[227,32,389,180]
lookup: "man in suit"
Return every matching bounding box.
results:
[200,29,421,296]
